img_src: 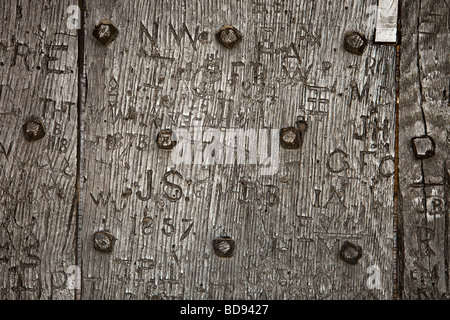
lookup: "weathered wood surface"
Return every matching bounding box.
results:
[3,0,431,300]
[81,0,396,299]
[398,0,450,300]
[0,1,78,299]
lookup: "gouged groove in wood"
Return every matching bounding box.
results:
[76,0,87,300]
[415,0,428,136]
[394,41,401,300]
[78,0,396,300]
[399,0,450,300]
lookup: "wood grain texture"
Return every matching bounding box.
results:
[0,1,78,299]
[81,0,396,299]
[398,0,450,299]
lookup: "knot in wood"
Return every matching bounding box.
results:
[22,117,46,142]
[216,25,242,49]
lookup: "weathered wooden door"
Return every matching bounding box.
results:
[0,0,448,300]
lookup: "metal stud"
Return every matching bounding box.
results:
[344,31,368,55]
[212,236,235,258]
[156,129,177,150]
[22,117,46,142]
[93,19,119,45]
[297,116,308,134]
[339,241,363,265]
[216,25,242,49]
[93,231,115,253]
[411,135,435,159]
[280,127,302,149]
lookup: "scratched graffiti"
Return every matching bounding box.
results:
[0,0,401,300]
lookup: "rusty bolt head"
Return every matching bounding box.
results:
[93,19,119,45]
[216,25,242,49]
[22,117,46,142]
[411,135,435,159]
[280,127,302,149]
[344,31,368,55]
[93,231,115,253]
[339,241,363,265]
[156,129,177,150]
[212,236,235,258]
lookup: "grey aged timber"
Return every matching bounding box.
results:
[0,0,447,300]
[0,1,78,299]
[398,0,449,300]
[81,0,395,300]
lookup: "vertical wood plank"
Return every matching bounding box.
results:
[79,0,396,299]
[398,0,450,299]
[0,1,79,299]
